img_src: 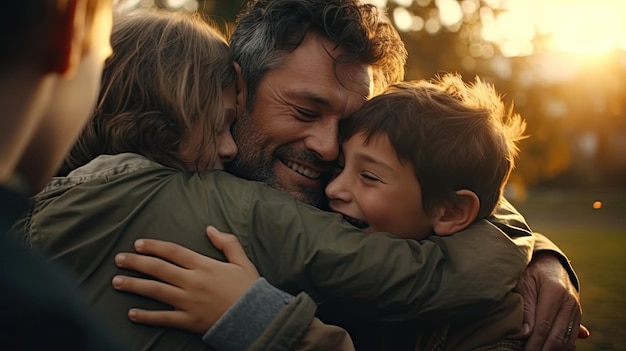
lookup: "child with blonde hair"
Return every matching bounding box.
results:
[60,9,238,175]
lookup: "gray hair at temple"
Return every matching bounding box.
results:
[229,0,407,112]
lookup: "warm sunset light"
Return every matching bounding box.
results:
[371,0,626,57]
[481,0,626,56]
[592,201,603,210]
[532,1,626,55]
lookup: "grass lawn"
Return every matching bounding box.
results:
[511,188,626,350]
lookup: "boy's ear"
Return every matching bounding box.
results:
[431,190,480,236]
[233,61,247,111]
[46,0,87,77]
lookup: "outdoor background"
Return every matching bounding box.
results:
[123,1,626,349]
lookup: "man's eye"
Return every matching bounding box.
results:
[295,107,318,120]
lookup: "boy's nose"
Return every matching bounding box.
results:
[325,172,350,202]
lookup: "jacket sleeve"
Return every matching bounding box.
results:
[231,182,535,323]
[203,278,355,351]
[532,233,579,290]
[489,197,579,290]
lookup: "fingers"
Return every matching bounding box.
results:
[563,299,583,350]
[132,239,208,270]
[529,294,580,351]
[515,274,538,339]
[112,274,183,305]
[205,226,237,251]
[520,293,536,339]
[560,309,581,351]
[115,252,191,287]
[525,298,561,350]
[206,226,257,274]
[126,309,205,335]
[577,324,590,339]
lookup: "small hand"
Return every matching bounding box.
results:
[111,226,259,334]
[516,252,589,351]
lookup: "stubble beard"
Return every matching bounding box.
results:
[225,112,324,206]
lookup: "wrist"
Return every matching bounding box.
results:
[202,278,294,351]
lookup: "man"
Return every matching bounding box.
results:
[113,0,586,350]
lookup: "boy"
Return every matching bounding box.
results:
[328,74,527,242]
[322,74,529,349]
[114,74,530,350]
[0,0,120,349]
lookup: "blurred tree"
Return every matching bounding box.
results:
[199,0,242,22]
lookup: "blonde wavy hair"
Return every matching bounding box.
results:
[61,9,236,173]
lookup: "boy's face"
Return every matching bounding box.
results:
[326,132,434,240]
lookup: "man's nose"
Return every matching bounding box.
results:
[304,121,339,161]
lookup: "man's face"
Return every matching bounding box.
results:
[227,31,371,205]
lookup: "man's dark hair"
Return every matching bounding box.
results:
[230,0,407,110]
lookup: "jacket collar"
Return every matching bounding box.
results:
[41,153,164,194]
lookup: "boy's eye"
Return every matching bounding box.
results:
[360,173,380,182]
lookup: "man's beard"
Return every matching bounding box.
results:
[225,112,327,206]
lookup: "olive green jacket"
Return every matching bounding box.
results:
[18,153,549,350]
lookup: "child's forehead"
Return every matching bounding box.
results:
[342,131,401,159]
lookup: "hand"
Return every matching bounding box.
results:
[111,226,259,334]
[515,252,590,350]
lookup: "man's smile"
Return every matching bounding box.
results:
[284,160,322,179]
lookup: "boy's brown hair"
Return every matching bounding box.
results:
[340,73,527,220]
[62,9,236,173]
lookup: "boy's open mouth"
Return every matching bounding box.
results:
[342,215,369,230]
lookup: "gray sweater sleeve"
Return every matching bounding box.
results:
[203,278,295,351]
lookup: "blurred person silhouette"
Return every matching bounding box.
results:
[0,0,122,350]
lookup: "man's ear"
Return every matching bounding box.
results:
[233,61,247,111]
[431,189,480,236]
[46,0,87,77]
